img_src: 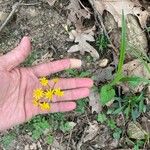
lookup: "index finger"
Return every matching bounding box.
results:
[30,59,82,77]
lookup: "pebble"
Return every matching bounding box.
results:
[99,58,109,67]
[30,143,37,150]
[37,141,42,150]
[25,144,30,150]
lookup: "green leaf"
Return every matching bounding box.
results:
[120,76,150,84]
[100,85,115,105]
[107,108,114,114]
[97,113,107,123]
[134,143,139,150]
[139,99,144,113]
[124,105,130,119]
[112,106,124,115]
[46,135,54,145]
[76,99,87,114]
[79,71,91,77]
[107,119,116,130]
[132,108,140,122]
[66,69,78,77]
[60,122,74,133]
[113,10,126,84]
[1,132,16,149]
[113,128,122,140]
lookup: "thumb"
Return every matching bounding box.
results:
[0,36,31,71]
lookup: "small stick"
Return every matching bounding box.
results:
[66,130,73,150]
[78,0,92,14]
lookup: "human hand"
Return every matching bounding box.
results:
[0,37,93,131]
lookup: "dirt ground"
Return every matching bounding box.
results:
[0,0,150,150]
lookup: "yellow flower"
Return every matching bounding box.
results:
[39,102,51,110]
[32,99,39,106]
[54,88,64,97]
[45,89,54,100]
[39,77,48,86]
[53,78,59,83]
[33,88,44,99]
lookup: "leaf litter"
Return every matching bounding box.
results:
[90,0,149,28]
[68,26,100,59]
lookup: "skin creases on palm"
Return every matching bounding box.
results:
[0,36,93,131]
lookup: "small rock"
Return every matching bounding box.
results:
[30,143,37,150]
[25,144,30,150]
[28,132,32,136]
[99,59,109,67]
[37,141,42,150]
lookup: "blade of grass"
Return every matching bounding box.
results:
[111,10,126,85]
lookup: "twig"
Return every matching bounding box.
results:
[66,130,73,150]
[78,0,92,14]
[0,1,41,33]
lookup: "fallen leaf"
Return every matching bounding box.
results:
[51,138,66,150]
[46,0,57,6]
[92,66,114,83]
[122,59,150,93]
[89,0,149,28]
[66,0,91,27]
[127,122,148,140]
[126,15,148,58]
[89,87,102,113]
[68,27,99,59]
[83,121,99,143]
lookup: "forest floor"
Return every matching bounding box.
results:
[0,0,150,149]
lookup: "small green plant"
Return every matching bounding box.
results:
[46,135,54,144]
[24,112,74,143]
[133,140,145,150]
[0,132,16,149]
[66,69,91,77]
[99,11,150,106]
[60,122,73,133]
[96,32,109,53]
[23,50,38,66]
[111,93,146,121]
[27,116,50,140]
[97,113,107,123]
[97,113,122,140]
[98,10,150,149]
[76,99,88,114]
[100,10,126,106]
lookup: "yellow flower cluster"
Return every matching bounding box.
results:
[32,77,64,111]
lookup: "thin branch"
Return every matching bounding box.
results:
[78,0,92,14]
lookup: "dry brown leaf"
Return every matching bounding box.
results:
[90,0,149,28]
[66,0,91,27]
[126,15,148,57]
[83,121,99,143]
[46,0,57,6]
[89,88,102,113]
[127,122,148,140]
[68,26,99,59]
[122,59,150,93]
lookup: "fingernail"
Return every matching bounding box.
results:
[70,59,82,68]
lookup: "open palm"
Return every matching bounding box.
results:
[0,37,93,131]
